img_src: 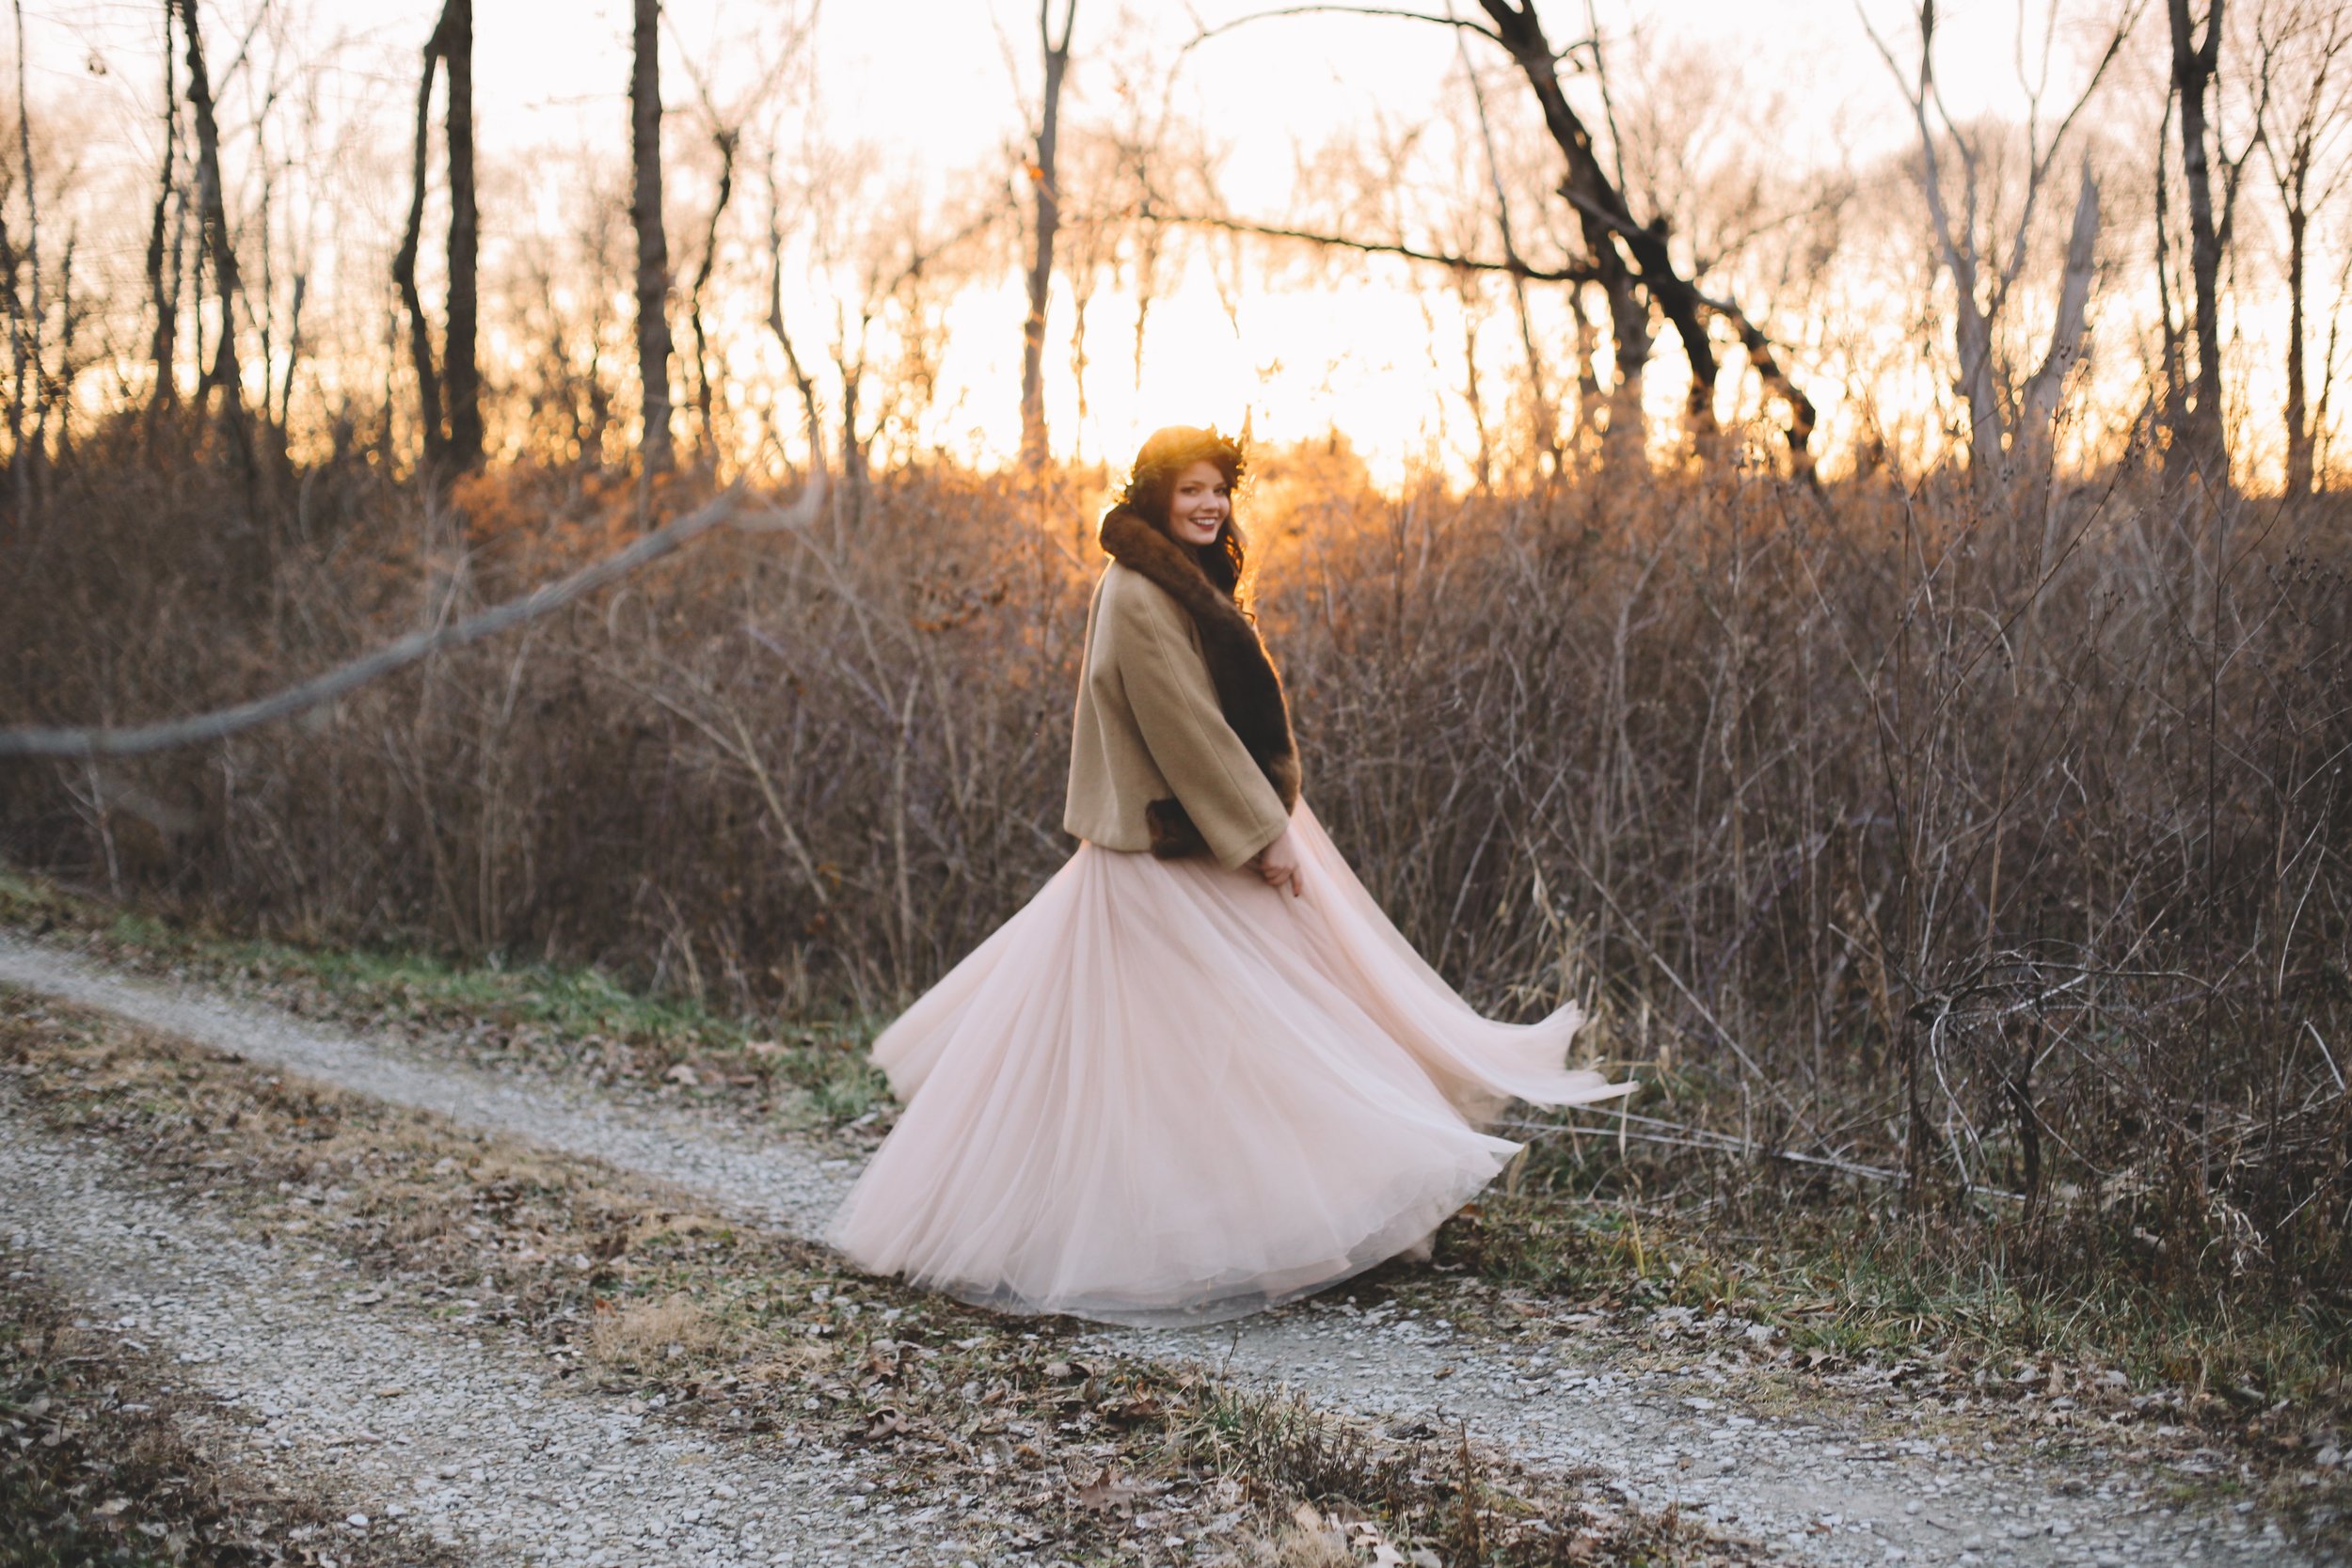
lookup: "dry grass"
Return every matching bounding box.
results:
[586,1292,724,1370]
[1,425,2345,1462]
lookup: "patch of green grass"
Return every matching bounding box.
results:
[0,862,892,1125]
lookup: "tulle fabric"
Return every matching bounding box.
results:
[821,798,1630,1327]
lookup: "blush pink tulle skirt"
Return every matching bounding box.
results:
[821,798,1631,1326]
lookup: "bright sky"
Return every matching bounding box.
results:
[14,0,2299,482]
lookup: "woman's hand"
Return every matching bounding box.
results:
[1254,824,1305,898]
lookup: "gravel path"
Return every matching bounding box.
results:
[0,936,856,1233]
[0,1116,979,1568]
[1110,1314,2323,1567]
[1,931,2334,1568]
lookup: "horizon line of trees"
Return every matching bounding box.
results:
[0,0,2345,514]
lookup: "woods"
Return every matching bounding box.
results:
[0,0,2346,1403]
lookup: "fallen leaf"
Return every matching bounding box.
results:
[1075,1465,1143,1513]
[665,1063,701,1086]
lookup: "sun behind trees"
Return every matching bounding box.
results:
[0,0,2346,1411]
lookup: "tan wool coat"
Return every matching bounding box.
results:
[1063,524,1300,869]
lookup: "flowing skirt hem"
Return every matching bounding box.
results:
[835,1142,1516,1328]
[823,798,1632,1325]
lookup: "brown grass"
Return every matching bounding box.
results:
[2,423,2346,1398]
[587,1291,723,1370]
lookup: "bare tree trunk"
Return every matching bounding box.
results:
[2169,0,2229,483]
[1568,282,1603,451]
[762,166,824,469]
[690,128,737,459]
[145,0,178,417]
[1020,0,1076,469]
[2313,243,2351,486]
[12,0,40,507]
[392,17,447,470]
[2155,87,2191,468]
[51,228,75,464]
[2281,192,2310,496]
[443,0,481,469]
[0,221,22,509]
[631,0,675,478]
[279,269,305,434]
[2015,162,2100,476]
[176,0,251,475]
[1454,270,1493,490]
[1478,0,1740,459]
[2259,8,2348,499]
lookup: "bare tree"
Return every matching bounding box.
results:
[392,9,448,470]
[671,7,816,467]
[2253,0,2350,496]
[177,0,242,436]
[1020,0,1076,468]
[1473,1,1669,448]
[6,0,36,506]
[2166,0,2271,484]
[143,0,179,419]
[1184,1,1820,476]
[687,122,735,455]
[632,0,676,477]
[390,0,482,473]
[1860,0,2131,489]
[443,0,481,467]
[763,160,825,471]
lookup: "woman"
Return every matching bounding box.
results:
[823,425,1629,1326]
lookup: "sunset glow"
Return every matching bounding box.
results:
[6,0,2344,487]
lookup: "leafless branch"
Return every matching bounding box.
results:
[1160,211,1594,280]
[1180,4,1506,57]
[0,481,827,759]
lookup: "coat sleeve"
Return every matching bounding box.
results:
[1111,577,1293,869]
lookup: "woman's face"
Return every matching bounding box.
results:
[1164,459,1231,547]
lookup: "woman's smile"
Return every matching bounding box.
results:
[1167,459,1231,546]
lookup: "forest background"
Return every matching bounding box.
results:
[0,0,2346,1420]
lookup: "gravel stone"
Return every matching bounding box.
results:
[0,1117,968,1566]
[4,932,2338,1568]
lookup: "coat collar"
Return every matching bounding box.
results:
[1097,505,1303,844]
[1097,505,1246,632]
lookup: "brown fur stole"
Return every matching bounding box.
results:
[1097,505,1302,859]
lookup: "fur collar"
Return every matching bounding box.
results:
[1098,505,1302,856]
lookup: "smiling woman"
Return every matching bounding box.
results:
[820,423,1631,1326]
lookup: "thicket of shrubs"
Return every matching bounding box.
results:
[3,415,2346,1331]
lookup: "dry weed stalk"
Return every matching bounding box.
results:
[1,432,2344,1306]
